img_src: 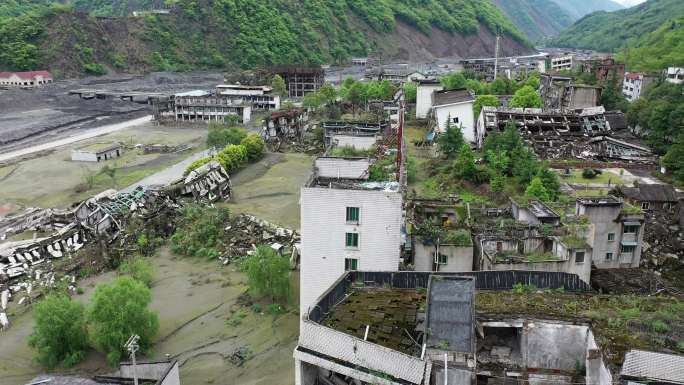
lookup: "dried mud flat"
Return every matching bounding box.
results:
[0,71,223,154]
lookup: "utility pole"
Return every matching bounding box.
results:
[125,334,141,385]
[494,28,501,80]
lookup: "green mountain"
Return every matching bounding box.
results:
[549,0,623,20]
[493,0,623,42]
[550,0,684,52]
[493,0,574,41]
[0,0,532,78]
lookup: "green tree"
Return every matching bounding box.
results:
[509,85,542,108]
[29,295,88,369]
[511,144,539,185]
[88,277,159,366]
[318,83,337,104]
[303,91,323,108]
[242,245,291,302]
[473,95,500,118]
[537,166,560,201]
[662,136,684,183]
[271,74,287,97]
[490,173,505,193]
[346,81,366,115]
[240,134,265,161]
[489,78,508,95]
[403,82,417,103]
[453,143,477,181]
[442,72,467,90]
[437,122,465,159]
[207,124,247,150]
[525,176,550,201]
[118,257,154,288]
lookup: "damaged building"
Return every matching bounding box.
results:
[270,66,324,98]
[215,84,281,110]
[322,121,389,150]
[299,156,403,317]
[539,74,602,110]
[407,199,474,272]
[293,271,631,385]
[613,183,681,212]
[168,90,251,123]
[261,108,310,145]
[580,57,625,84]
[475,106,655,164]
[428,89,476,143]
[460,56,546,82]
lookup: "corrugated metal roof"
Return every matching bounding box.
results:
[621,350,684,384]
[425,276,474,353]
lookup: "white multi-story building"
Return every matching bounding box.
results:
[665,67,684,84]
[299,157,403,318]
[215,84,281,110]
[622,72,656,102]
[550,55,576,72]
[415,79,443,119]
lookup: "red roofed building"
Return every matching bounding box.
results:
[622,72,656,102]
[0,70,53,88]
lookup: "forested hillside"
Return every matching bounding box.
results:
[493,0,622,42]
[550,0,684,70]
[0,0,531,78]
[549,0,623,20]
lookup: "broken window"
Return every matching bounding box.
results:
[345,232,359,248]
[606,252,613,260]
[575,251,585,263]
[344,258,358,271]
[607,233,615,241]
[452,117,459,124]
[641,202,650,210]
[346,207,360,224]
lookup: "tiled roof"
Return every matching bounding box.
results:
[432,89,473,107]
[621,350,684,384]
[0,70,52,80]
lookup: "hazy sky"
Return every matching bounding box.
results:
[613,0,647,7]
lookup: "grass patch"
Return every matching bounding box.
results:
[562,169,625,185]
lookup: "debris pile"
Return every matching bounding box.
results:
[640,211,684,287]
[219,214,300,267]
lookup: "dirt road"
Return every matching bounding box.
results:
[0,115,153,163]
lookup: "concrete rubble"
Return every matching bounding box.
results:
[219,214,300,267]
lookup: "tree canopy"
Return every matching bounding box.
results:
[29,295,88,369]
[242,245,291,303]
[88,277,159,366]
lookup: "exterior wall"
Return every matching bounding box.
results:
[525,323,589,370]
[414,241,473,272]
[570,87,600,109]
[551,56,574,72]
[300,187,402,318]
[0,74,52,87]
[416,84,443,119]
[433,102,476,143]
[314,157,371,179]
[579,204,643,269]
[586,330,613,385]
[622,74,655,102]
[71,150,99,162]
[666,67,684,84]
[512,206,540,226]
[332,135,378,150]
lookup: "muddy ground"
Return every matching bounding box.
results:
[0,72,223,154]
[0,123,208,212]
[0,151,312,385]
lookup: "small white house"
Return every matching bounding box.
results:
[0,71,53,88]
[71,143,122,162]
[665,67,684,84]
[415,79,443,119]
[430,89,476,143]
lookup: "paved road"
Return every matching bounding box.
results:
[0,115,153,163]
[121,149,213,193]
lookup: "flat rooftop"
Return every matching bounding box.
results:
[577,196,622,206]
[319,286,684,369]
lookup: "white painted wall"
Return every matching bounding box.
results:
[416,83,443,119]
[332,135,378,150]
[433,102,476,143]
[414,242,473,272]
[300,187,402,318]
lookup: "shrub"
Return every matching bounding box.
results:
[118,257,154,287]
[170,205,230,258]
[207,124,247,149]
[184,156,213,175]
[217,144,247,172]
[512,283,537,294]
[88,277,159,366]
[582,168,597,179]
[241,245,291,302]
[83,63,107,75]
[29,295,88,368]
[240,134,265,161]
[651,319,670,333]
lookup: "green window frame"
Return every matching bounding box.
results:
[346,207,360,223]
[345,258,358,271]
[345,232,359,248]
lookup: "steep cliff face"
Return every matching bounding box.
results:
[1,1,533,77]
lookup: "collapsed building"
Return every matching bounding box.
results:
[460,56,546,82]
[475,106,655,164]
[215,84,281,110]
[540,74,602,110]
[293,271,638,385]
[580,57,625,84]
[261,108,310,145]
[164,90,252,123]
